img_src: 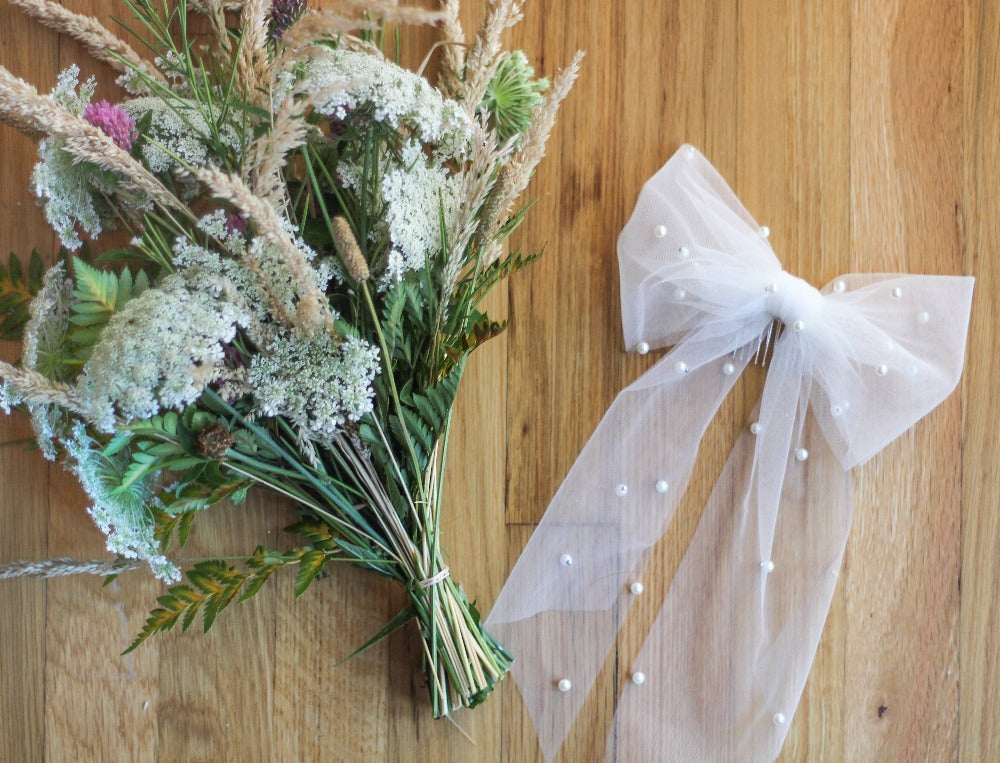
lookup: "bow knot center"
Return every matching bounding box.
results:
[767,271,824,327]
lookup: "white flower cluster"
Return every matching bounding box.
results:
[22,263,76,459]
[32,67,104,249]
[306,50,475,159]
[175,212,338,326]
[76,271,249,431]
[122,97,241,175]
[64,422,180,583]
[379,140,462,284]
[249,332,379,439]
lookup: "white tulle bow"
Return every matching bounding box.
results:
[486,144,974,761]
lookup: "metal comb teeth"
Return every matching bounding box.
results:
[735,319,783,367]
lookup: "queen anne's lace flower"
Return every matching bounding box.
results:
[22,263,75,458]
[122,97,241,175]
[249,332,379,438]
[76,271,250,431]
[31,67,105,249]
[306,50,475,159]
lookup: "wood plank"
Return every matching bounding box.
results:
[847,1,963,760]
[0,1,58,760]
[960,0,1000,759]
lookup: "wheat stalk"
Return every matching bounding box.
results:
[460,0,523,110]
[192,166,338,338]
[0,65,189,219]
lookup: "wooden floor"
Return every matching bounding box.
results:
[2,1,998,760]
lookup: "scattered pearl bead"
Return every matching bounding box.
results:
[560,554,573,567]
[636,341,650,355]
[876,364,889,377]
[773,713,786,726]
[750,422,763,435]
[654,225,668,239]
[616,483,629,497]
[674,287,687,300]
[629,581,645,595]
[675,361,689,374]
[558,678,572,692]
[795,447,809,462]
[722,361,736,376]
[761,560,775,573]
[891,287,903,299]
[765,282,778,294]
[830,404,845,417]
[758,226,770,239]
[631,672,647,686]
[655,480,670,494]
[918,311,930,324]
[685,146,696,157]
[833,280,846,294]
[792,320,805,332]
[678,246,691,259]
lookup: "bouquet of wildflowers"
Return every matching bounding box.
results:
[0,0,579,715]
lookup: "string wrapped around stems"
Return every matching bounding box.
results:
[487,144,974,761]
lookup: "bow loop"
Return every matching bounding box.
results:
[808,274,974,468]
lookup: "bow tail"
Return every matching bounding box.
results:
[487,333,755,759]
[609,356,853,762]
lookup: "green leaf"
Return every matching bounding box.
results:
[294,548,328,597]
[334,603,416,667]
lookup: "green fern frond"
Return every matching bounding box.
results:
[69,256,148,361]
[123,545,341,654]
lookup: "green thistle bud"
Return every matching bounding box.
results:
[481,50,549,143]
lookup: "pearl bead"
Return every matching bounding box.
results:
[636,341,650,355]
[891,287,903,299]
[764,282,778,293]
[655,480,670,493]
[918,311,930,324]
[830,404,845,417]
[674,287,687,300]
[750,422,762,435]
[675,361,688,374]
[560,554,573,567]
[773,713,786,726]
[833,280,846,293]
[631,672,647,686]
[654,225,668,239]
[678,246,691,258]
[795,447,809,462]
[685,145,696,157]
[876,364,889,377]
[722,361,736,376]
[630,581,645,595]
[758,226,770,239]
[616,483,628,497]
[761,560,775,573]
[558,678,572,692]
[792,320,805,332]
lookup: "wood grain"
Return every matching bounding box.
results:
[1,1,997,761]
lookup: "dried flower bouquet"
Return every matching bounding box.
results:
[0,0,580,716]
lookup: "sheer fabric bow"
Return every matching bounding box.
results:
[486,145,974,761]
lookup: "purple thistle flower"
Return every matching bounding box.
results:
[83,100,138,152]
[270,0,307,40]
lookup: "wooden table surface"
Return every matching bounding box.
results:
[1,1,998,760]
